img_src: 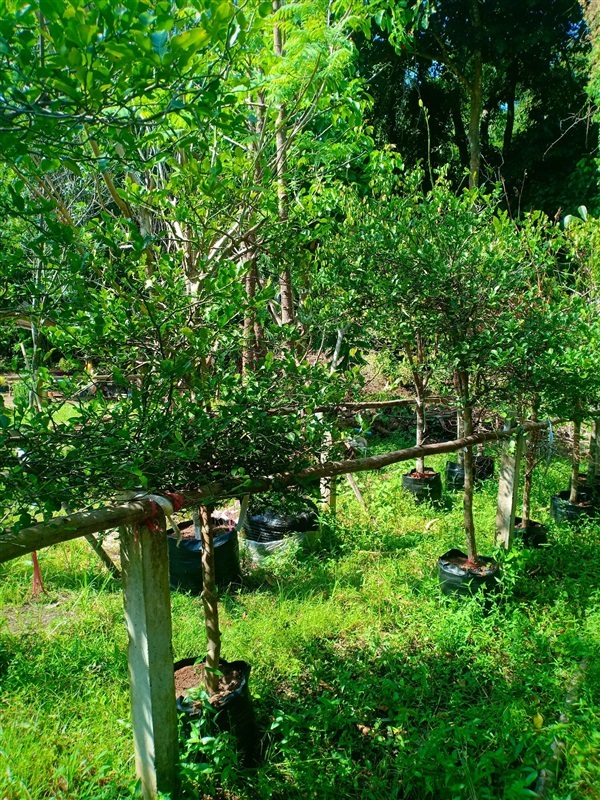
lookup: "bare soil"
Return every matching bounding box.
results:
[172,522,232,540]
[409,469,437,480]
[174,661,244,706]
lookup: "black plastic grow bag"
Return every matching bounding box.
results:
[168,523,241,593]
[401,469,442,503]
[550,491,596,525]
[437,548,500,597]
[174,657,259,765]
[513,517,548,548]
[445,456,495,491]
[244,508,318,543]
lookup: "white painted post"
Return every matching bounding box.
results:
[495,428,524,551]
[120,519,179,799]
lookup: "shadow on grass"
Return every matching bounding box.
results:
[183,626,593,800]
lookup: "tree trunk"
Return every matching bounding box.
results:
[522,405,539,527]
[199,506,220,698]
[570,419,581,505]
[273,0,294,325]
[456,410,465,467]
[31,550,46,597]
[242,263,257,377]
[450,88,469,169]
[415,400,426,474]
[502,66,517,160]
[458,371,477,561]
[453,370,465,467]
[467,2,483,189]
[587,419,599,485]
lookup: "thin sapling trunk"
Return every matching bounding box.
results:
[272,0,294,325]
[522,404,539,528]
[415,400,426,474]
[570,419,581,505]
[453,372,465,467]
[242,263,257,377]
[588,419,599,485]
[463,403,477,561]
[407,341,427,475]
[457,411,465,467]
[200,506,220,698]
[457,371,477,562]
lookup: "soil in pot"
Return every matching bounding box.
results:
[402,468,442,504]
[514,517,548,548]
[438,548,500,597]
[174,657,259,765]
[550,491,596,525]
[168,522,241,594]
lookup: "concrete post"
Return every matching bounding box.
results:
[495,428,524,551]
[120,519,179,799]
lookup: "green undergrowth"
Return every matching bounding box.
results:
[1,439,600,799]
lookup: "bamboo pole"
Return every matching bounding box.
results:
[269,396,452,415]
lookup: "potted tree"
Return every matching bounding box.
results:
[328,167,444,503]
[173,506,259,764]
[387,179,554,593]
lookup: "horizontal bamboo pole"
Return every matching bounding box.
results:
[269,396,452,415]
[0,420,552,565]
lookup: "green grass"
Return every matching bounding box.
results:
[2,434,600,799]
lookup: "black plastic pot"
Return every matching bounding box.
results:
[445,461,465,491]
[575,481,597,503]
[244,507,318,543]
[474,455,495,480]
[401,469,442,503]
[445,456,495,491]
[550,491,596,525]
[168,523,241,594]
[513,517,548,548]
[174,657,259,765]
[437,548,500,597]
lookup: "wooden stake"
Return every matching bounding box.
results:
[495,428,524,551]
[84,533,121,579]
[345,473,374,525]
[120,521,178,800]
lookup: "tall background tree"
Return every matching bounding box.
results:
[357,0,596,213]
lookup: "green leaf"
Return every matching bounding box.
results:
[172,27,210,51]
[150,30,169,57]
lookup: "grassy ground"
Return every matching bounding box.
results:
[1,432,600,799]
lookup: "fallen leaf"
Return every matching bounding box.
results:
[533,713,544,729]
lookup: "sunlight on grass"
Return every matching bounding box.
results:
[1,443,600,799]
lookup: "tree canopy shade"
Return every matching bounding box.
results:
[0,0,379,530]
[357,0,596,213]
